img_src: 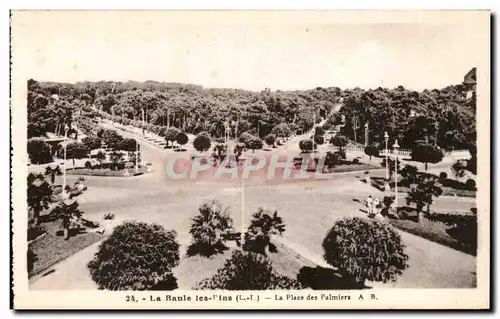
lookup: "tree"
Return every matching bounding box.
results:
[271,123,291,140]
[322,217,409,288]
[406,175,443,223]
[314,126,325,136]
[324,151,342,168]
[176,132,189,149]
[246,137,263,153]
[27,173,53,225]
[330,135,348,152]
[117,138,138,152]
[27,139,53,164]
[193,250,302,290]
[44,165,62,184]
[101,130,123,150]
[243,208,286,255]
[193,132,212,153]
[313,134,325,145]
[164,127,181,148]
[87,221,180,290]
[299,139,314,153]
[109,151,124,170]
[380,157,401,180]
[364,142,380,161]
[96,151,106,167]
[82,136,102,151]
[65,142,89,167]
[411,140,444,171]
[188,200,234,257]
[400,164,419,185]
[264,134,276,147]
[49,199,84,240]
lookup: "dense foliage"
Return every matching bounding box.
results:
[193,250,302,290]
[243,208,286,255]
[188,200,234,257]
[87,221,180,290]
[322,217,409,286]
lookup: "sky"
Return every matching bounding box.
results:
[12,11,488,91]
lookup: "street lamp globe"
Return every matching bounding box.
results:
[384,131,389,142]
[393,139,400,153]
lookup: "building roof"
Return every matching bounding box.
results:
[464,67,477,84]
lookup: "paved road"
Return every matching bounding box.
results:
[30,122,477,290]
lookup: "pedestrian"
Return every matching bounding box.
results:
[366,195,373,215]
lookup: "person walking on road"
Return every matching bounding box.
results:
[366,195,373,216]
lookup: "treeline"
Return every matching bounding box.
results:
[27,79,476,149]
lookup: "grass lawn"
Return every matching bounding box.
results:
[28,219,106,278]
[66,166,147,177]
[389,215,476,256]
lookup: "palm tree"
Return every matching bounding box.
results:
[243,208,286,255]
[27,173,53,225]
[50,199,84,240]
[188,200,234,257]
[44,165,62,184]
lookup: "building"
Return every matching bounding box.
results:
[463,67,477,99]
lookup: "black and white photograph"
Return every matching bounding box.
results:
[10,10,490,310]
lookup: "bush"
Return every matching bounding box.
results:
[193,250,302,290]
[27,248,38,275]
[322,217,409,287]
[246,137,263,152]
[84,160,92,169]
[193,132,212,152]
[27,139,53,164]
[465,179,476,191]
[352,158,360,164]
[87,221,180,290]
[239,132,254,144]
[28,224,47,241]
[364,142,380,161]
[188,200,234,257]
[264,134,276,147]
[439,172,448,180]
[313,134,325,145]
[299,139,314,153]
[103,213,115,220]
[176,132,189,147]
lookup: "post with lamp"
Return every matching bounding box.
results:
[141,108,145,137]
[364,122,369,147]
[384,131,390,192]
[392,139,400,216]
[62,124,69,192]
[135,139,139,174]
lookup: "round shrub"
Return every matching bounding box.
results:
[193,250,302,290]
[193,132,212,152]
[176,132,189,147]
[299,139,314,153]
[352,158,360,164]
[439,172,448,180]
[322,217,409,287]
[466,179,476,190]
[264,134,276,147]
[87,221,180,290]
[84,160,92,169]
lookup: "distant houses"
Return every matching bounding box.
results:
[463,67,477,100]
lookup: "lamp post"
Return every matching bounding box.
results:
[384,131,389,180]
[393,139,400,216]
[135,140,139,173]
[364,122,369,146]
[141,108,145,136]
[63,125,69,191]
